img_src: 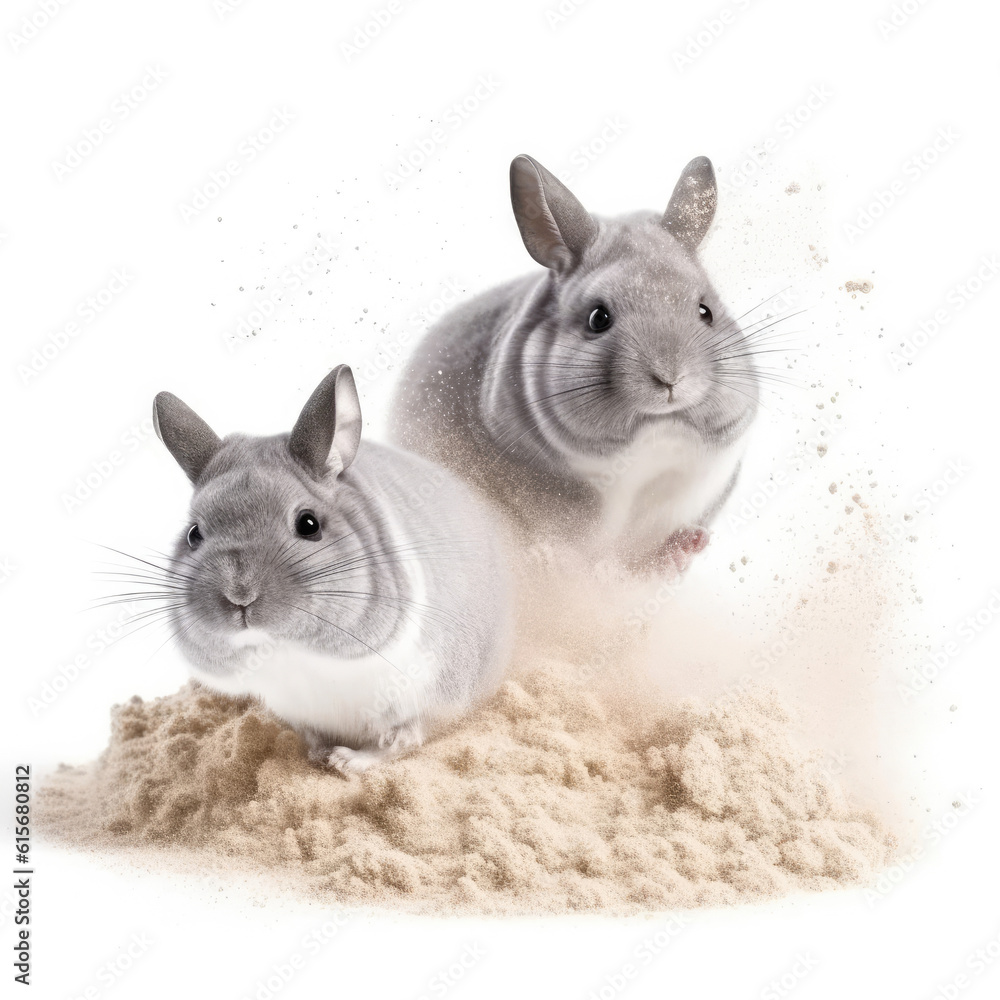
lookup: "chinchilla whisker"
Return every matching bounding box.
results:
[281,602,408,676]
[686,292,795,348]
[89,593,186,611]
[139,612,200,666]
[484,359,603,374]
[281,508,437,575]
[94,562,197,587]
[714,346,796,362]
[94,568,186,584]
[712,385,762,410]
[298,547,473,583]
[107,606,189,639]
[742,306,807,330]
[117,604,187,628]
[93,548,200,585]
[708,309,805,356]
[266,537,301,573]
[93,581,189,600]
[296,530,474,567]
[735,310,808,345]
[555,384,612,413]
[295,542,473,582]
[719,332,802,354]
[280,525,371,573]
[528,379,612,406]
[490,382,609,461]
[309,589,466,631]
[725,294,798,330]
[715,362,798,381]
[713,371,795,400]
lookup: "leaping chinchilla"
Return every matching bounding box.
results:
[390,155,763,574]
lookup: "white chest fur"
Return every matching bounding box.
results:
[186,507,435,745]
[568,425,744,550]
[188,627,435,745]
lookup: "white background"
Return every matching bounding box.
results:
[3,0,1000,997]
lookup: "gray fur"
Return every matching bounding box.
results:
[390,154,759,566]
[153,366,511,772]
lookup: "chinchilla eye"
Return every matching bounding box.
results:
[295,510,322,540]
[698,303,714,324]
[587,305,613,335]
[187,524,203,549]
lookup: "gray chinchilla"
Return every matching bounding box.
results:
[390,155,761,574]
[152,364,511,774]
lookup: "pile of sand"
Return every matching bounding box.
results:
[39,652,895,915]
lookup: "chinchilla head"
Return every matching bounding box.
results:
[152,365,405,677]
[504,154,759,451]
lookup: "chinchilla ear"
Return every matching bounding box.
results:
[510,154,598,273]
[152,392,223,483]
[662,156,717,250]
[289,364,362,479]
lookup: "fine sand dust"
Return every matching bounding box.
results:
[40,173,911,914]
[39,539,897,916]
[39,671,893,915]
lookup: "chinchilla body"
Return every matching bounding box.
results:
[391,156,759,569]
[153,365,510,773]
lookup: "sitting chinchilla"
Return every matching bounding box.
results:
[152,364,511,775]
[390,155,761,574]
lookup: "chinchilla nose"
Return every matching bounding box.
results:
[221,585,259,610]
[650,369,677,396]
